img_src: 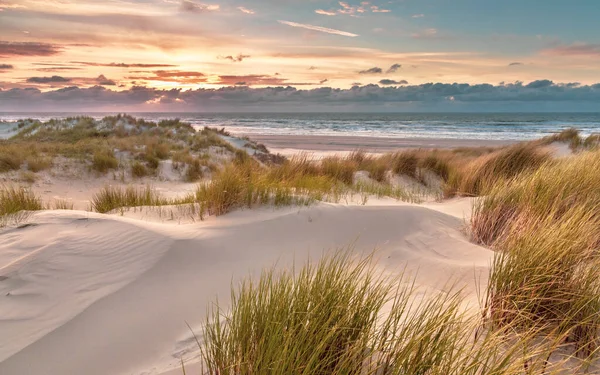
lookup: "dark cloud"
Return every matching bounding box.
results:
[319,79,329,84]
[96,75,116,86]
[308,66,318,70]
[26,75,71,84]
[526,79,553,89]
[2,80,600,111]
[359,67,383,74]
[386,64,401,73]
[72,62,178,68]
[379,79,408,85]
[0,41,63,57]
[0,64,14,70]
[219,54,251,63]
[508,62,523,66]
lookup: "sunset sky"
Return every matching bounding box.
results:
[1,0,599,111]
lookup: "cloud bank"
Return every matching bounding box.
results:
[1,80,599,112]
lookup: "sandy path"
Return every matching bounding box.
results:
[0,201,490,375]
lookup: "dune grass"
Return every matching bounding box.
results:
[131,161,149,178]
[471,149,600,362]
[198,251,571,375]
[91,150,119,173]
[447,143,550,197]
[0,185,42,226]
[539,127,582,151]
[91,185,175,213]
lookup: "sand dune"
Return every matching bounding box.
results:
[0,200,490,375]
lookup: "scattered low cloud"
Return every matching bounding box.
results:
[508,62,523,66]
[540,43,600,57]
[237,6,255,14]
[316,2,391,17]
[24,74,117,86]
[180,0,220,13]
[219,54,251,63]
[26,75,71,84]
[315,9,337,16]
[0,64,14,70]
[412,14,425,18]
[319,79,329,84]
[0,41,63,57]
[379,79,408,85]
[96,74,116,86]
[411,28,439,39]
[35,67,84,72]
[308,66,318,70]
[72,62,178,68]
[359,67,382,74]
[386,63,401,73]
[126,70,207,84]
[278,20,358,37]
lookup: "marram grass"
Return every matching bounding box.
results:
[0,185,42,227]
[473,149,600,362]
[194,251,580,375]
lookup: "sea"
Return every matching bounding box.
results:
[1,112,600,141]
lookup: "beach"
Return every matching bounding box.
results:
[0,116,597,374]
[244,134,516,156]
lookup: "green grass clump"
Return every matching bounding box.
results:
[485,207,600,359]
[91,185,170,213]
[0,148,24,172]
[457,143,549,196]
[199,251,565,375]
[26,155,53,172]
[131,161,149,178]
[92,150,119,173]
[348,150,389,182]
[184,158,204,182]
[19,171,38,184]
[472,149,600,359]
[0,185,42,226]
[420,153,451,181]
[320,156,356,185]
[391,151,419,178]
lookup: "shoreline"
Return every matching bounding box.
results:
[239,134,518,155]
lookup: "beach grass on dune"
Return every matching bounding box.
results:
[447,143,550,197]
[471,149,600,360]
[0,185,42,226]
[91,185,180,213]
[198,251,571,375]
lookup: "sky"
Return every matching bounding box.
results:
[0,0,599,112]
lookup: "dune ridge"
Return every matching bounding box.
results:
[0,201,488,375]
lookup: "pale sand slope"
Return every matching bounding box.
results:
[0,199,490,375]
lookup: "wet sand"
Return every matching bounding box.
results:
[242,134,518,155]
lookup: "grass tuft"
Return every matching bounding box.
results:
[92,150,119,173]
[0,185,42,226]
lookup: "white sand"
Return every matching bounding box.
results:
[0,197,491,375]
